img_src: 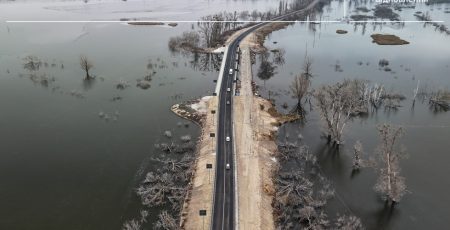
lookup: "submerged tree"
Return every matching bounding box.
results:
[122,219,141,230]
[429,89,450,112]
[154,211,178,230]
[128,141,196,229]
[301,55,314,81]
[315,79,367,146]
[334,214,364,230]
[23,56,42,71]
[122,210,148,230]
[374,123,407,205]
[290,56,314,114]
[290,74,309,114]
[79,55,93,79]
[352,140,364,170]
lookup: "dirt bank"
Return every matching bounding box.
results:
[235,34,300,229]
[171,97,210,126]
[253,22,291,52]
[175,19,299,229]
[173,96,217,230]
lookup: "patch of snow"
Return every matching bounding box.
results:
[189,96,211,114]
[212,47,226,54]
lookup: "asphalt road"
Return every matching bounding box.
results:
[211,1,320,229]
[211,26,258,230]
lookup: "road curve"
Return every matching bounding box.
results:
[211,1,320,229]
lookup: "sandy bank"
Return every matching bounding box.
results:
[234,34,299,229]
[174,20,299,229]
[172,96,217,230]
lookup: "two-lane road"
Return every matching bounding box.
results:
[211,33,239,230]
[211,1,320,229]
[211,25,267,230]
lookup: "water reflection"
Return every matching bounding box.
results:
[190,53,221,72]
[255,1,450,228]
[373,201,400,230]
[82,78,96,90]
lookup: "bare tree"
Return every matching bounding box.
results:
[153,211,179,230]
[79,55,93,79]
[168,31,201,53]
[274,143,340,229]
[23,56,42,71]
[127,141,196,229]
[334,214,364,230]
[289,55,314,114]
[315,79,367,145]
[302,56,314,81]
[352,140,364,170]
[122,219,141,230]
[290,74,309,114]
[364,83,384,109]
[429,89,450,112]
[374,123,407,205]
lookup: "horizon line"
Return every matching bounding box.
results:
[5,20,445,23]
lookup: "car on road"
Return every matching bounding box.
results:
[227,87,231,92]
[226,163,230,170]
[226,136,230,142]
[227,100,230,105]
[229,69,233,75]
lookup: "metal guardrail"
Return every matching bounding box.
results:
[215,46,229,95]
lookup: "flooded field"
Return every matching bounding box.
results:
[1,0,449,229]
[0,17,218,230]
[1,0,299,228]
[254,1,450,229]
[0,0,287,21]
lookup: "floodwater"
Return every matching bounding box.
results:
[0,21,215,229]
[0,0,280,228]
[1,0,449,229]
[255,1,450,229]
[0,0,287,21]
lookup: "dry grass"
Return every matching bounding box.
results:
[371,34,409,45]
[267,106,300,124]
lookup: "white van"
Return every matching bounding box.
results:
[226,136,230,142]
[229,69,233,75]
